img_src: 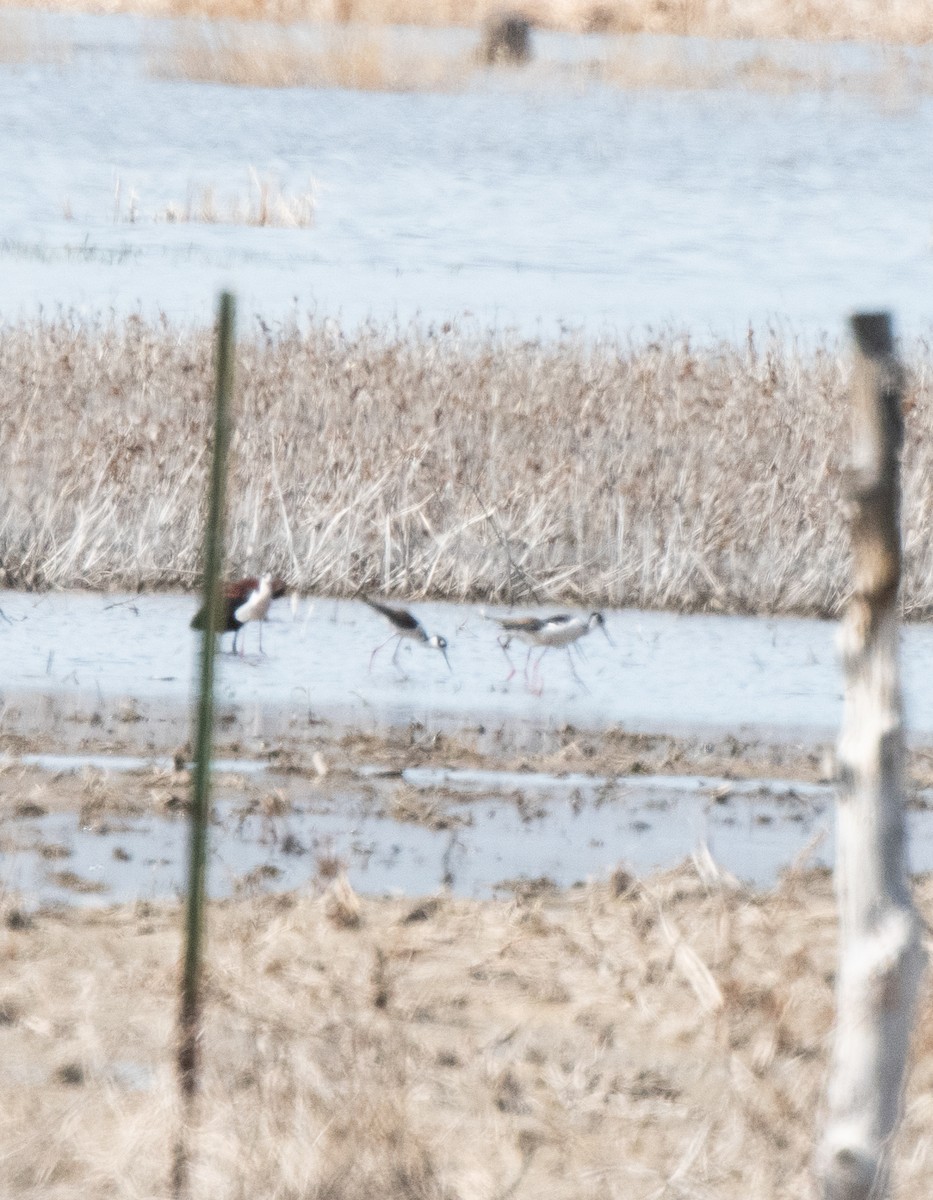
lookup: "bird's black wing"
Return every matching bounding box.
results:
[363,597,421,632]
[497,615,547,633]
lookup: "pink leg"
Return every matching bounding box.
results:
[369,633,398,673]
[498,636,516,681]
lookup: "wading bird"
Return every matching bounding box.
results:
[363,597,451,672]
[486,610,611,688]
[190,574,286,655]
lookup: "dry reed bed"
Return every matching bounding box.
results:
[3,865,933,1196]
[146,22,933,96]
[16,0,933,46]
[7,13,933,96]
[149,23,472,89]
[5,319,933,617]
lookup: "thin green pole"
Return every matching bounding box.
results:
[172,291,235,1199]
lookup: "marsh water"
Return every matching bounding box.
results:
[1,11,932,336]
[5,591,933,904]
[0,589,868,742]
[3,11,933,903]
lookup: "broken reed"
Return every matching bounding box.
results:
[173,293,235,1200]
[6,318,933,617]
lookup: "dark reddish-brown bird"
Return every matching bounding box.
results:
[191,574,287,655]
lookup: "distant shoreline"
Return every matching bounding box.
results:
[6,0,933,47]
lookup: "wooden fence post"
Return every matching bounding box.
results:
[817,312,926,1199]
[172,291,235,1199]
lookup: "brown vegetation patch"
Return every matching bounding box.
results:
[3,866,933,1195]
[0,13,70,64]
[10,0,933,46]
[145,20,933,98]
[6,319,933,617]
[149,22,471,90]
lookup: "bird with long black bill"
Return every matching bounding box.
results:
[363,597,451,672]
[485,610,611,686]
[191,574,287,655]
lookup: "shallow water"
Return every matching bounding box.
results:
[7,755,933,906]
[5,589,933,744]
[1,12,932,336]
[8,590,933,904]
[0,590,844,744]
[0,765,835,904]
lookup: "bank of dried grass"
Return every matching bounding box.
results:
[2,865,933,1196]
[146,22,933,99]
[13,0,933,46]
[149,23,470,89]
[4,318,933,617]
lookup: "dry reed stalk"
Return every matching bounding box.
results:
[5,318,933,618]
[6,866,933,1195]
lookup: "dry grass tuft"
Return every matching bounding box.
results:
[4,866,933,1195]
[109,169,317,227]
[10,318,933,617]
[149,22,471,90]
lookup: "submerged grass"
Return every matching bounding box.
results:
[110,169,317,227]
[5,317,933,618]
[3,864,933,1196]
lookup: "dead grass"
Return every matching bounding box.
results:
[109,169,317,227]
[12,0,933,46]
[0,12,70,63]
[2,863,933,1196]
[145,21,933,99]
[7,319,933,617]
[149,23,472,90]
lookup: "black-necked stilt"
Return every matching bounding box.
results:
[363,597,451,672]
[191,574,286,655]
[485,610,611,686]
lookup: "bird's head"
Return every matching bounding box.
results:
[429,634,451,670]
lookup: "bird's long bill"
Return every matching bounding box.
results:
[440,645,452,672]
[601,623,616,647]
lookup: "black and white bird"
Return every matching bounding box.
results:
[191,574,286,655]
[363,597,451,672]
[485,610,610,685]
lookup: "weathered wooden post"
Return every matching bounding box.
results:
[817,312,926,1199]
[172,291,235,1199]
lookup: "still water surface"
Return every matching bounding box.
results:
[0,13,931,336]
[5,591,933,903]
[5,589,933,743]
